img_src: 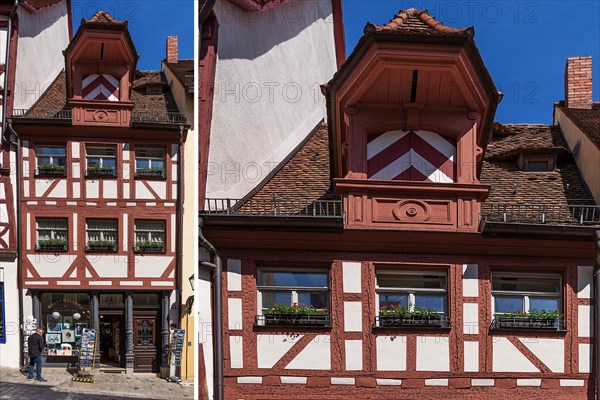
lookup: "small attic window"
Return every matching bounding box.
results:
[520,155,556,172]
[146,85,163,96]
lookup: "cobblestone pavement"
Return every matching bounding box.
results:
[0,367,194,400]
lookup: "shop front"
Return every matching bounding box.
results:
[30,291,171,373]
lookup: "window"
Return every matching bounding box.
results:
[520,155,556,172]
[36,145,66,176]
[134,220,166,252]
[492,273,562,315]
[86,146,117,176]
[256,269,330,327]
[375,270,448,327]
[36,218,68,251]
[0,282,5,344]
[86,219,117,251]
[135,148,165,178]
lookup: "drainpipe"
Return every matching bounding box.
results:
[595,230,600,400]
[199,218,223,400]
[176,124,184,377]
[2,0,18,138]
[6,120,23,369]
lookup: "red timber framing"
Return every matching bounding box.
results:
[16,125,180,291]
[201,228,595,400]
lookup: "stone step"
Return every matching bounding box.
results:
[98,367,127,374]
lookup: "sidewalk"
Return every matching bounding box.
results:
[0,367,194,400]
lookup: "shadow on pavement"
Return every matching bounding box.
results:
[0,381,167,400]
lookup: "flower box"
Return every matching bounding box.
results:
[85,242,117,252]
[260,313,329,327]
[378,315,446,328]
[135,168,165,179]
[86,167,117,177]
[134,242,166,253]
[36,240,68,252]
[37,165,66,177]
[494,317,559,330]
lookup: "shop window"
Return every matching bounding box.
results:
[134,220,166,253]
[134,147,165,178]
[0,283,5,343]
[36,145,66,176]
[86,219,118,252]
[375,270,449,328]
[132,293,160,306]
[491,273,563,330]
[41,293,90,354]
[36,218,68,251]
[86,146,117,177]
[256,269,330,327]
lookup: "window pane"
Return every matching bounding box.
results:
[103,232,116,242]
[136,148,164,158]
[38,230,51,241]
[136,159,149,169]
[37,157,51,166]
[262,291,292,308]
[151,159,165,169]
[414,294,446,312]
[135,232,147,243]
[298,292,327,309]
[260,271,328,288]
[377,273,446,289]
[38,146,65,156]
[136,221,164,232]
[87,157,101,167]
[87,147,115,156]
[55,157,66,167]
[378,293,409,309]
[88,232,101,242]
[492,275,560,293]
[494,296,524,313]
[150,232,164,243]
[530,297,559,312]
[38,219,67,230]
[103,159,116,168]
[54,231,67,241]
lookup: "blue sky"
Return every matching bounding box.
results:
[343,1,600,124]
[71,0,194,70]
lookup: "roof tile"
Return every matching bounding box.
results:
[556,103,600,149]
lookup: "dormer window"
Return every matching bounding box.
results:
[519,154,556,172]
[146,85,163,96]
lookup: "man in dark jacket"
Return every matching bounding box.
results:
[27,328,47,381]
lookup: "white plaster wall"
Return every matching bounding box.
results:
[343,301,362,332]
[342,262,361,293]
[555,109,600,203]
[579,305,593,338]
[198,268,214,400]
[103,181,118,199]
[207,0,337,199]
[257,334,302,369]
[14,2,70,110]
[376,336,406,371]
[0,261,20,367]
[229,336,243,368]
[463,303,479,335]
[87,255,128,278]
[227,259,242,291]
[579,343,591,373]
[462,264,478,297]
[86,180,99,198]
[578,266,593,298]
[492,337,538,372]
[135,182,154,199]
[416,337,449,371]
[27,254,73,278]
[228,298,243,330]
[464,341,479,372]
[285,335,330,370]
[345,340,362,371]
[133,256,173,278]
[519,338,564,373]
[147,181,167,199]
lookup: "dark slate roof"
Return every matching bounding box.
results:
[364,8,473,36]
[163,60,194,88]
[556,103,600,149]
[481,124,593,205]
[237,123,592,214]
[25,70,180,119]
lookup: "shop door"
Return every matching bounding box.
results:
[133,312,159,372]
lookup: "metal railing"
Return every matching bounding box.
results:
[184,75,194,89]
[13,109,72,119]
[203,198,343,218]
[481,203,600,226]
[131,112,187,124]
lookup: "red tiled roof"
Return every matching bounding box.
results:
[163,60,194,88]
[556,103,600,149]
[364,8,473,36]
[21,0,63,10]
[84,11,127,26]
[24,70,181,119]
[238,123,592,213]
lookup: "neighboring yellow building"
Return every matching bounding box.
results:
[162,36,195,381]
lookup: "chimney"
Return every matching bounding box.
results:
[564,56,592,109]
[166,36,178,64]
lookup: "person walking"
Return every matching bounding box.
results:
[27,327,47,382]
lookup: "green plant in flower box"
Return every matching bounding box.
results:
[379,305,441,318]
[135,241,165,249]
[265,303,327,316]
[38,239,68,247]
[496,309,563,320]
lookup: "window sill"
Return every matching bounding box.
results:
[35,170,67,178]
[85,246,118,253]
[134,171,166,180]
[134,246,166,254]
[85,171,118,179]
[36,245,68,252]
[490,318,565,332]
[255,314,331,328]
[374,316,450,329]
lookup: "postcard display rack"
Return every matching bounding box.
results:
[167,329,185,383]
[73,328,97,383]
[21,316,38,371]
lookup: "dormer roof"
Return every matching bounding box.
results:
[363,8,473,36]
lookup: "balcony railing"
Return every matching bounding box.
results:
[13,109,72,120]
[184,75,194,91]
[203,198,343,218]
[131,112,187,124]
[481,203,600,227]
